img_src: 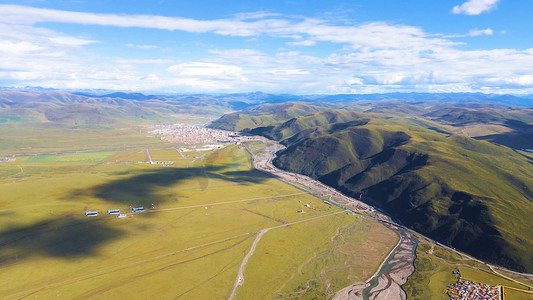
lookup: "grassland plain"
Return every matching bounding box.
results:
[503,287,533,300]
[0,139,398,299]
[234,216,399,299]
[0,122,169,155]
[107,150,153,163]
[24,151,115,163]
[403,241,533,300]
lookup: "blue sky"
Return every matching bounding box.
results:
[0,0,532,94]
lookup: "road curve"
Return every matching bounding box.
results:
[228,211,345,300]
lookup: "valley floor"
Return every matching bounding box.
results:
[2,124,532,299]
[0,132,399,299]
[246,139,533,300]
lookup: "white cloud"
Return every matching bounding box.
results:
[286,40,316,46]
[452,0,500,15]
[49,36,96,46]
[267,69,309,75]
[0,40,44,52]
[0,4,260,35]
[495,75,533,86]
[125,43,158,50]
[0,5,454,51]
[168,62,246,81]
[234,11,282,20]
[1,4,533,94]
[468,28,493,36]
[443,28,494,38]
[114,58,174,64]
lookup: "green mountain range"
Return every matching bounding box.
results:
[209,102,331,131]
[210,103,533,273]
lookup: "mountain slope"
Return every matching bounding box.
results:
[423,107,533,149]
[213,106,533,272]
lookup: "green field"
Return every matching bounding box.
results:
[0,123,169,155]
[24,151,115,163]
[107,150,151,162]
[148,149,181,161]
[235,216,398,299]
[0,135,398,299]
[503,287,533,300]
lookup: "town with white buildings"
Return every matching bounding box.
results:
[148,123,258,145]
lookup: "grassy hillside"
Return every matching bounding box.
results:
[249,110,369,142]
[215,106,533,273]
[208,102,330,131]
[424,107,533,149]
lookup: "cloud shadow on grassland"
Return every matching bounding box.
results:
[474,119,533,149]
[0,216,124,265]
[0,166,272,265]
[67,165,272,207]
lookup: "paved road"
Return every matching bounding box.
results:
[175,148,186,158]
[144,149,152,163]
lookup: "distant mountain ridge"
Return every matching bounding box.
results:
[2,88,532,107]
[306,92,533,107]
[0,91,256,125]
[1,89,532,145]
[58,91,533,107]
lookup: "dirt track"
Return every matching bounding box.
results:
[228,211,345,300]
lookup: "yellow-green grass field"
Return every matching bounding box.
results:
[24,151,116,163]
[502,287,533,300]
[107,150,151,162]
[235,216,398,299]
[0,123,169,155]
[403,241,533,300]
[0,144,398,299]
[147,149,180,161]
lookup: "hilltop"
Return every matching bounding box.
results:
[210,103,533,273]
[209,102,333,131]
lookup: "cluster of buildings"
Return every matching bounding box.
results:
[148,123,258,144]
[0,158,15,162]
[446,275,499,300]
[178,144,225,152]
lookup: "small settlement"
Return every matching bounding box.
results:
[446,271,500,300]
[148,123,258,145]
